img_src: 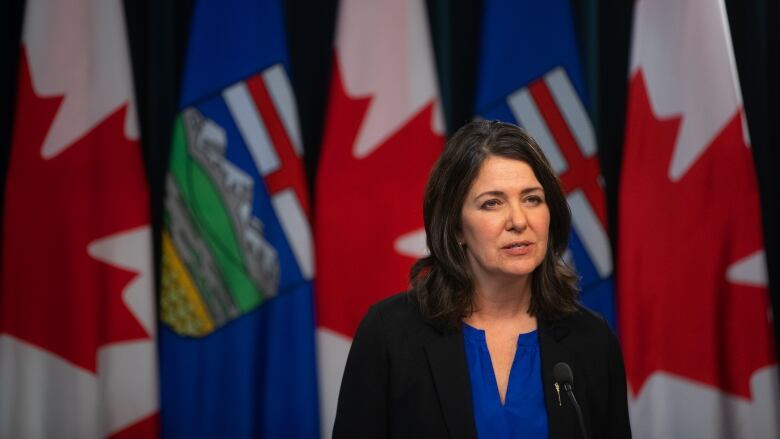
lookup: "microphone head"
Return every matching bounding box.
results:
[553,362,574,385]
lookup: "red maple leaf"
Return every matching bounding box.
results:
[315,58,444,338]
[0,49,151,373]
[618,71,776,400]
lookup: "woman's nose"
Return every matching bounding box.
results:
[505,203,527,232]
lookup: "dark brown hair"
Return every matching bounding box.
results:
[409,120,579,330]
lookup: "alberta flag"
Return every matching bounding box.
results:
[475,0,615,326]
[159,0,318,437]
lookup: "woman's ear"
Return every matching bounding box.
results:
[455,228,466,248]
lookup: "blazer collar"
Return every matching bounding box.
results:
[424,328,478,439]
[538,316,578,439]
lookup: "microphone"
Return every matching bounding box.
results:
[553,362,588,439]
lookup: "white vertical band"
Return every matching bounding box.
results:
[316,328,352,439]
[507,87,568,175]
[262,64,304,156]
[223,82,280,176]
[567,189,612,278]
[545,67,596,158]
[270,189,314,279]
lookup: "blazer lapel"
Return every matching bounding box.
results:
[539,318,577,439]
[424,329,478,439]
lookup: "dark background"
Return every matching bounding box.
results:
[1,0,779,350]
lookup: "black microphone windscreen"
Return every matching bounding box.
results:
[553,362,574,385]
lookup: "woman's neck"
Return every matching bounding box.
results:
[465,274,535,330]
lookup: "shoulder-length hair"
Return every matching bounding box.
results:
[409,120,579,330]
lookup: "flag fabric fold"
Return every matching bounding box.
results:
[159,0,318,437]
[314,0,445,435]
[0,0,158,437]
[619,0,780,436]
[475,0,616,327]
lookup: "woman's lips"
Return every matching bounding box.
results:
[501,242,533,256]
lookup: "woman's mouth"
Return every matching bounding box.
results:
[502,241,533,256]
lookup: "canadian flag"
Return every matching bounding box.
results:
[619,0,780,437]
[0,0,158,437]
[314,0,444,435]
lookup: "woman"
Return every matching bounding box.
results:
[333,120,631,438]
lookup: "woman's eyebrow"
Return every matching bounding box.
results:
[474,190,505,199]
[521,186,544,195]
[474,186,543,199]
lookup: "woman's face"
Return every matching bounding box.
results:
[458,155,550,285]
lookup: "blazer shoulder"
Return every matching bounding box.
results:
[358,291,441,347]
[370,291,415,312]
[563,305,614,333]
[552,304,619,353]
[367,291,425,326]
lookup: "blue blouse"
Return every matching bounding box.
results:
[462,324,549,438]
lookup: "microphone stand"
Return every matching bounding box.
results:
[563,382,588,439]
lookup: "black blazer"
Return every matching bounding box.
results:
[333,293,631,438]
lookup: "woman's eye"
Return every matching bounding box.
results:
[526,196,544,205]
[481,199,501,209]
